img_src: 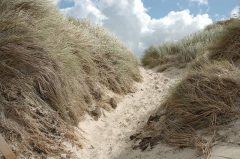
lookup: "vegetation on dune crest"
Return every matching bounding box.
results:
[208,19,240,62]
[0,0,140,157]
[133,62,240,155]
[141,19,240,72]
[134,19,240,158]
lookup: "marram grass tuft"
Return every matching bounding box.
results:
[0,0,140,157]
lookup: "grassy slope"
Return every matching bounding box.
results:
[0,0,140,157]
[141,20,239,72]
[134,19,240,157]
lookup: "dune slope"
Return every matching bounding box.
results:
[0,0,140,157]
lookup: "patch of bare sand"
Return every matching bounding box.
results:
[63,68,178,158]
[64,67,240,159]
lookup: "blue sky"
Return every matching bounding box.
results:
[58,0,74,8]
[143,0,239,20]
[55,0,239,56]
[58,0,239,20]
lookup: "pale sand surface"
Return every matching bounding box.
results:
[64,68,240,159]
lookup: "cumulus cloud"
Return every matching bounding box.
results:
[142,10,212,52]
[231,6,239,18]
[190,0,208,5]
[60,0,107,24]
[58,0,212,56]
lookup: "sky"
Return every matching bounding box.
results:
[51,0,239,56]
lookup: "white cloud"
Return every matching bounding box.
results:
[231,6,239,18]
[61,0,107,25]
[143,10,212,47]
[190,0,208,5]
[60,0,212,56]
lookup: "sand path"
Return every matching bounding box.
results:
[68,68,179,159]
[67,68,240,159]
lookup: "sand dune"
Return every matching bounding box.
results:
[62,67,240,159]
[64,67,180,159]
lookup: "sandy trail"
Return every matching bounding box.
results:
[67,68,240,159]
[66,68,179,159]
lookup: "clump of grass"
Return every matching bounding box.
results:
[134,19,240,158]
[142,21,224,72]
[0,0,140,157]
[204,19,237,31]
[208,19,240,63]
[142,19,240,72]
[132,61,240,157]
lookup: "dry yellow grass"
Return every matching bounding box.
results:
[208,19,240,63]
[133,19,240,158]
[0,0,140,157]
[132,62,240,158]
[141,20,240,72]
